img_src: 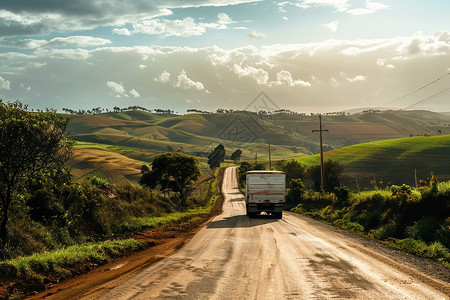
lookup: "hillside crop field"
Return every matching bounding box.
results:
[299,135,450,189]
[67,110,450,185]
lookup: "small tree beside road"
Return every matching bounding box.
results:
[0,100,73,249]
[140,152,200,206]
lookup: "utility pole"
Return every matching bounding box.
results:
[268,143,272,170]
[414,169,418,188]
[255,152,258,165]
[312,115,328,192]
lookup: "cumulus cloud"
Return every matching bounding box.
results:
[295,0,350,12]
[0,35,111,49]
[323,21,339,33]
[270,70,311,87]
[174,70,205,90]
[113,28,131,36]
[347,1,389,15]
[1,31,449,112]
[0,76,11,90]
[154,71,171,83]
[129,88,140,97]
[247,31,267,40]
[233,64,269,85]
[284,0,389,15]
[45,36,111,48]
[347,75,367,82]
[106,81,140,97]
[0,0,255,37]
[133,13,233,37]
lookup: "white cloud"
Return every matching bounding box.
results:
[347,0,389,15]
[133,13,233,38]
[106,81,140,97]
[247,31,267,40]
[270,70,311,87]
[347,75,367,82]
[292,0,389,15]
[154,71,171,83]
[341,47,361,56]
[2,31,449,112]
[139,64,147,69]
[107,81,127,96]
[0,75,11,90]
[0,1,255,37]
[0,36,110,49]
[113,28,131,36]
[45,36,111,48]
[174,70,205,90]
[134,17,205,37]
[217,13,232,26]
[129,88,140,97]
[323,20,339,32]
[295,0,350,12]
[233,64,269,85]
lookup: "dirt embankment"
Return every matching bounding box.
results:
[1,168,226,300]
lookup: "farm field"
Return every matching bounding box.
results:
[67,110,450,185]
[299,135,450,189]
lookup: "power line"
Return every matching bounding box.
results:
[377,72,450,108]
[401,87,450,110]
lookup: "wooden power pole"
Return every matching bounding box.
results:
[312,115,328,192]
[268,143,272,170]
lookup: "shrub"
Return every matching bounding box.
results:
[90,176,109,186]
[285,179,305,210]
[333,186,350,207]
[406,217,440,243]
[371,221,398,240]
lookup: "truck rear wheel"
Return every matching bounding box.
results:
[274,212,282,219]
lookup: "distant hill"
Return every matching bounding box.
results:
[299,135,450,190]
[66,109,450,184]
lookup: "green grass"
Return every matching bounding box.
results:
[299,135,450,188]
[115,207,211,233]
[387,239,450,268]
[0,239,145,281]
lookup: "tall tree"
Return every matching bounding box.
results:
[0,100,73,248]
[140,152,200,205]
[307,160,344,192]
[230,149,242,163]
[280,159,306,183]
[208,144,225,169]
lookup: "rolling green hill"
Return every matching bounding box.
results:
[66,109,450,185]
[299,135,450,190]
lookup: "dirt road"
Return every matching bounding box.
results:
[98,167,449,299]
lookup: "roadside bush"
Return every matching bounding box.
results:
[333,186,350,207]
[349,191,387,232]
[90,176,109,186]
[406,217,440,243]
[300,190,335,211]
[333,219,364,232]
[285,178,305,210]
[371,221,399,240]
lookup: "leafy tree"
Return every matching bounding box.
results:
[139,152,200,205]
[307,160,344,192]
[280,159,306,183]
[230,149,242,163]
[208,144,225,169]
[286,178,305,209]
[0,100,73,248]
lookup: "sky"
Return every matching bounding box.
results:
[0,0,449,113]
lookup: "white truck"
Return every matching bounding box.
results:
[245,170,286,219]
